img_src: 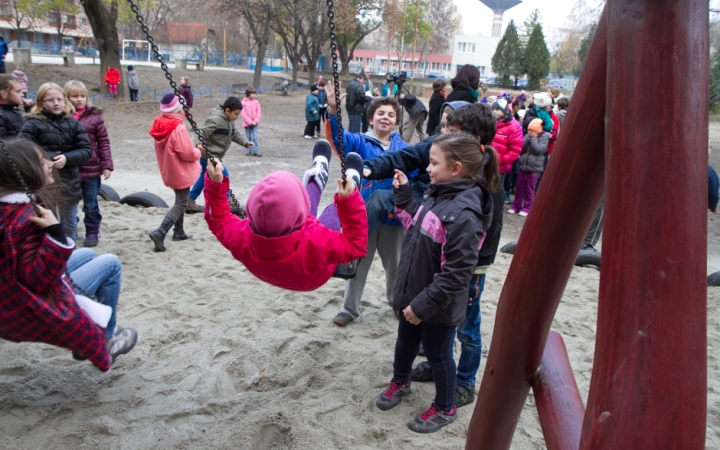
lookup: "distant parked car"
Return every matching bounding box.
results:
[516,79,528,87]
[425,71,451,81]
[377,69,388,77]
[546,79,566,90]
[487,77,499,85]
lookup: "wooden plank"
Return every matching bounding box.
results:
[579,1,708,447]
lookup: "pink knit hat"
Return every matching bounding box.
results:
[160,92,182,113]
[246,171,310,237]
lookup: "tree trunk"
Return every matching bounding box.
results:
[80,0,124,99]
[253,15,270,88]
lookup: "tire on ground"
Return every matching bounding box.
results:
[575,250,601,268]
[119,191,169,208]
[98,184,121,202]
[499,241,518,255]
[708,271,720,287]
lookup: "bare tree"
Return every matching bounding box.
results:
[299,0,327,84]
[0,0,42,45]
[272,0,303,83]
[424,0,460,54]
[334,0,382,76]
[39,0,79,40]
[79,0,123,98]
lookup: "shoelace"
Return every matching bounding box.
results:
[384,381,404,398]
[420,405,441,421]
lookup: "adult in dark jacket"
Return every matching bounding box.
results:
[20,89,93,241]
[446,64,481,104]
[426,79,446,135]
[399,93,427,143]
[345,72,369,133]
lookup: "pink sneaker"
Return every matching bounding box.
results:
[407,403,457,433]
[375,379,411,410]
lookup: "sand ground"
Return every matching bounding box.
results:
[0,64,718,449]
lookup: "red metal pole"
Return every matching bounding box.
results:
[531,331,585,450]
[579,1,708,447]
[465,8,609,449]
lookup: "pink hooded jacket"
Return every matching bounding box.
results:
[149,112,201,189]
[240,97,262,128]
[204,171,368,291]
[493,118,524,174]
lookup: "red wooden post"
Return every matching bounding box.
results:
[531,331,585,450]
[465,9,609,449]
[579,1,708,447]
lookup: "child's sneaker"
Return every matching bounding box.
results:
[108,327,138,363]
[518,211,528,217]
[455,385,475,408]
[407,403,457,433]
[507,209,517,214]
[303,139,332,192]
[344,152,363,189]
[376,379,411,411]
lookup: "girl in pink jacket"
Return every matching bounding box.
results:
[241,87,261,156]
[491,99,523,203]
[148,93,201,252]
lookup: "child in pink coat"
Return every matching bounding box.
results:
[148,93,201,252]
[241,87,261,156]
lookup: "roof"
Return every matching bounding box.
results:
[165,22,206,43]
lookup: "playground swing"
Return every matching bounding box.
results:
[124,0,359,280]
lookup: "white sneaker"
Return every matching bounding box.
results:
[507,209,517,214]
[518,211,528,217]
[304,135,312,139]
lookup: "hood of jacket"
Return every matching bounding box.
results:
[246,171,309,238]
[78,106,103,119]
[425,179,492,225]
[149,113,183,139]
[208,105,230,124]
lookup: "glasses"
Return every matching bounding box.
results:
[43,98,65,104]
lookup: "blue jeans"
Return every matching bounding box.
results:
[190,159,229,201]
[67,248,121,341]
[365,189,395,236]
[244,125,258,154]
[61,201,79,243]
[455,273,485,388]
[80,177,102,226]
[348,114,363,133]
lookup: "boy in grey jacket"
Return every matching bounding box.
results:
[509,118,549,216]
[127,66,139,102]
[187,96,253,211]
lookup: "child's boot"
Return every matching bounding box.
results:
[186,197,204,214]
[84,222,100,248]
[303,139,332,192]
[149,217,174,252]
[172,213,192,241]
[344,152,363,188]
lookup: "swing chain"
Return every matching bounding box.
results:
[126,0,246,218]
[326,0,347,187]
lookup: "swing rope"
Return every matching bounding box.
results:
[325,0,347,187]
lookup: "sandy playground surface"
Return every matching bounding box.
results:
[0,63,719,449]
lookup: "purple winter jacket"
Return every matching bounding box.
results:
[77,107,114,179]
[179,85,193,108]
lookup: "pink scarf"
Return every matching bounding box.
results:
[74,107,86,120]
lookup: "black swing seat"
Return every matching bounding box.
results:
[333,258,361,279]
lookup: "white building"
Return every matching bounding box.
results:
[450,34,501,78]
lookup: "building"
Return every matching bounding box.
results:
[450,34,501,78]
[0,0,94,54]
[350,49,453,76]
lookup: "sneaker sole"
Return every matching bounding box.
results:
[407,414,456,433]
[332,316,352,327]
[110,329,138,363]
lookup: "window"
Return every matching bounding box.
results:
[64,14,76,26]
[48,11,61,25]
[79,18,88,27]
[443,63,450,71]
[477,66,486,76]
[431,62,440,70]
[456,42,476,53]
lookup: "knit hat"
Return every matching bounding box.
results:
[533,92,552,108]
[528,118,544,133]
[128,65,134,71]
[246,171,309,238]
[160,93,182,113]
[492,99,509,114]
[310,84,318,92]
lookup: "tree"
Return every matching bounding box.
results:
[334,0,383,76]
[391,2,432,73]
[424,0,461,54]
[523,8,541,37]
[39,0,79,39]
[523,23,550,90]
[272,0,303,83]
[0,0,41,45]
[79,0,123,98]
[299,0,327,85]
[491,19,523,88]
[576,22,597,73]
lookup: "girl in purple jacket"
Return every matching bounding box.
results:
[64,81,114,247]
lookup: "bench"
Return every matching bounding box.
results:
[218,86,230,96]
[91,94,115,102]
[231,83,249,96]
[176,58,204,71]
[199,87,212,98]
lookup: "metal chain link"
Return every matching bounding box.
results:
[126,0,246,217]
[326,0,347,186]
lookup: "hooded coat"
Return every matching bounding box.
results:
[517,132,550,173]
[126,69,140,90]
[11,69,27,93]
[393,179,492,326]
[399,93,427,121]
[241,97,262,127]
[493,118,524,174]
[149,112,201,189]
[76,107,113,179]
[426,90,446,135]
[0,103,24,137]
[19,111,93,204]
[179,84,193,108]
[195,105,249,159]
[203,171,368,291]
[0,194,111,371]
[104,67,121,85]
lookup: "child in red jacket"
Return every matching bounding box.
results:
[104,66,121,101]
[204,140,368,291]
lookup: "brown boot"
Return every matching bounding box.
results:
[186,197,204,214]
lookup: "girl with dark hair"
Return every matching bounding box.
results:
[446,65,481,104]
[0,139,137,372]
[376,132,494,433]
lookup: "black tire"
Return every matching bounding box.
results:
[500,241,518,255]
[709,271,720,287]
[98,184,121,202]
[575,250,601,268]
[119,192,169,208]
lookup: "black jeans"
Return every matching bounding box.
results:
[304,120,319,137]
[129,88,138,102]
[393,314,457,410]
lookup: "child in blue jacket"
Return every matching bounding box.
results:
[304,84,320,138]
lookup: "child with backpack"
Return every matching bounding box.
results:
[64,80,114,248]
[148,93,201,251]
[19,82,93,242]
[203,140,368,291]
[241,87,261,156]
[0,139,137,372]
[375,132,495,433]
[509,118,549,216]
